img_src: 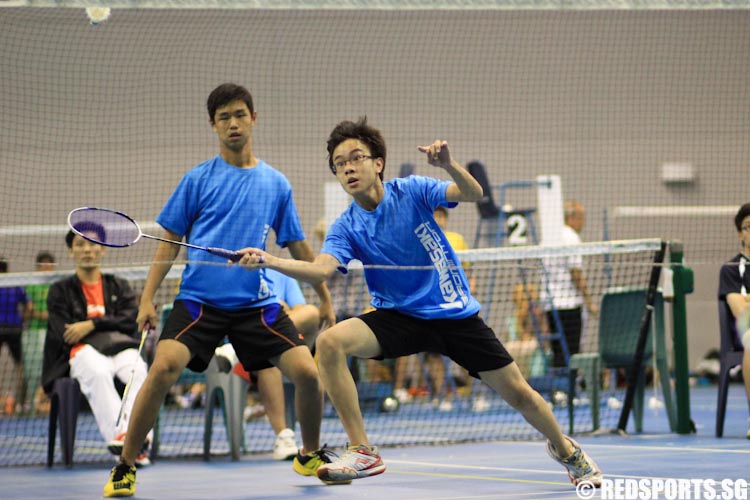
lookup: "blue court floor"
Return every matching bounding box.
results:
[2,384,749,500]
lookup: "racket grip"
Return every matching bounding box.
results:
[208,247,242,262]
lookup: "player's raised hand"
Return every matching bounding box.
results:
[418,140,452,169]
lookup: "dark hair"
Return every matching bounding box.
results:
[735,203,750,232]
[326,116,386,180]
[35,251,55,264]
[66,221,106,248]
[207,83,254,124]
[0,257,7,273]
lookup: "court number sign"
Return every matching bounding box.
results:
[505,212,529,246]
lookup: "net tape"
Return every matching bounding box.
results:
[3,0,750,9]
[0,238,663,286]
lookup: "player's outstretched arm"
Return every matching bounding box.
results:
[417,140,483,203]
[287,240,336,327]
[236,247,340,286]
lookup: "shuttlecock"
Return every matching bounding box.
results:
[85,7,111,25]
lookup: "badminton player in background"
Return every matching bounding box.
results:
[104,83,338,497]
[43,226,152,466]
[237,117,603,488]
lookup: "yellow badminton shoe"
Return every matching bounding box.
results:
[103,461,136,497]
[293,445,352,485]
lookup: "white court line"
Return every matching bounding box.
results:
[575,441,750,454]
[386,440,750,483]
[388,459,734,483]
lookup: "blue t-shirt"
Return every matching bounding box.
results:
[322,176,480,320]
[264,268,306,308]
[0,287,28,326]
[157,156,305,309]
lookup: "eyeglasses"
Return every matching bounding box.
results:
[331,153,373,173]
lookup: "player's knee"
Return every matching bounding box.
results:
[315,330,343,358]
[148,357,184,384]
[289,363,320,392]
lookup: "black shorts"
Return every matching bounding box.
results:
[160,300,304,373]
[0,326,22,363]
[358,309,513,378]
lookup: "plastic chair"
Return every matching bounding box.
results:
[203,355,250,461]
[47,377,81,467]
[598,288,676,432]
[716,299,745,437]
[567,352,601,434]
[398,162,415,178]
[466,160,501,248]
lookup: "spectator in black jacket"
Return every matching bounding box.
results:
[42,225,151,466]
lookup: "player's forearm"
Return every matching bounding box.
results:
[445,160,483,202]
[266,257,330,286]
[141,241,180,303]
[311,280,332,306]
[287,240,333,299]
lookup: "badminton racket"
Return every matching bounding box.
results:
[67,206,241,262]
[116,322,150,427]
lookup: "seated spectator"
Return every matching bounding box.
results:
[42,226,151,466]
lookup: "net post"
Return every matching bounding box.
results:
[669,240,696,434]
[616,239,667,432]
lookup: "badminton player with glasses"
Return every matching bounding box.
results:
[42,223,152,467]
[102,83,339,498]
[236,117,604,488]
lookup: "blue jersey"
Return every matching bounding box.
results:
[322,176,480,319]
[264,268,306,308]
[157,156,305,310]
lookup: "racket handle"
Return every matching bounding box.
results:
[208,247,242,262]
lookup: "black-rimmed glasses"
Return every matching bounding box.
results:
[331,153,373,173]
